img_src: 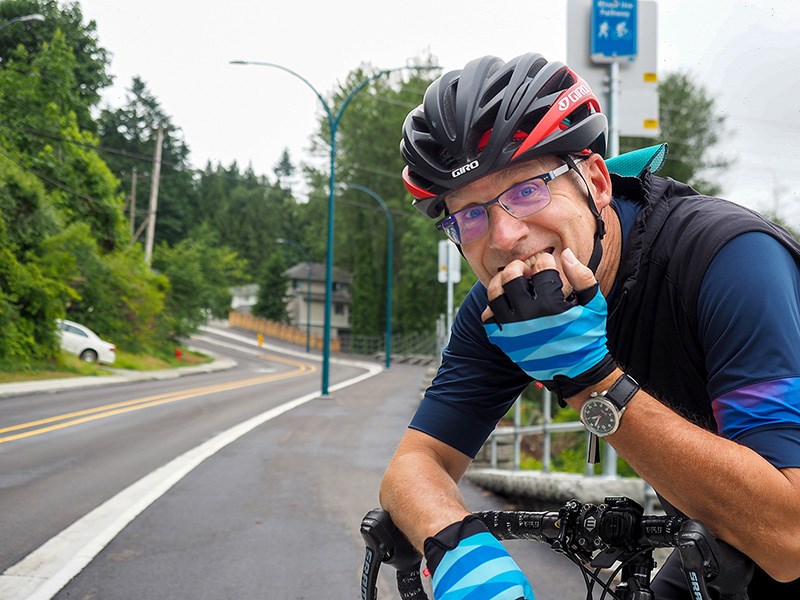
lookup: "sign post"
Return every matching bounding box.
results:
[438,241,461,336]
[589,0,638,156]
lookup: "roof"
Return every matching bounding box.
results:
[284,262,353,284]
[229,284,259,296]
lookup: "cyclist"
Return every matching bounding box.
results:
[380,52,800,599]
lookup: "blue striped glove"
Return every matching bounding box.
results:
[424,515,535,600]
[483,270,616,404]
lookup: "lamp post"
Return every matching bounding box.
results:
[277,238,312,353]
[230,60,436,394]
[344,184,393,369]
[0,14,45,32]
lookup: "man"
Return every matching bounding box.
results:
[380,52,800,599]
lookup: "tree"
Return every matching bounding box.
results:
[41,222,169,354]
[0,0,112,131]
[97,76,196,247]
[153,225,248,338]
[0,30,126,251]
[620,71,730,195]
[0,158,73,365]
[252,252,290,323]
[273,148,295,184]
[303,61,442,336]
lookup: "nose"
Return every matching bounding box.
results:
[485,203,529,251]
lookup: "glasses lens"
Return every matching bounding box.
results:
[452,206,489,244]
[501,178,550,217]
[436,215,463,245]
[438,170,560,245]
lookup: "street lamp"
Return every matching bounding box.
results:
[344,184,393,369]
[277,238,312,353]
[0,14,45,33]
[230,59,437,395]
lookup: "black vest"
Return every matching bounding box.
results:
[606,171,800,596]
[608,171,800,428]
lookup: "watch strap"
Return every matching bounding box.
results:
[604,372,640,411]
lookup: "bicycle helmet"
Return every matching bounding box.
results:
[401,53,607,219]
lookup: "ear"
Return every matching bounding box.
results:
[584,154,613,209]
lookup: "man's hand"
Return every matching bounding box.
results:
[481,248,616,401]
[424,515,535,600]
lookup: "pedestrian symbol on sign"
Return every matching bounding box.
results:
[591,0,638,61]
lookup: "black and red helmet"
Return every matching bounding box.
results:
[401,53,607,219]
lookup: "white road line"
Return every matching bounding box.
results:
[0,358,382,599]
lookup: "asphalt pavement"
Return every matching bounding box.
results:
[1,331,592,599]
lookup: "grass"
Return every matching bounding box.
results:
[0,346,212,383]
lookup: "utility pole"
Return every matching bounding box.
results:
[129,166,137,237]
[144,125,164,265]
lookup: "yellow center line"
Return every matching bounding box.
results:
[0,354,316,445]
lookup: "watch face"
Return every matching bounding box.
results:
[581,398,619,436]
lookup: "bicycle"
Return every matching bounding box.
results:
[360,496,753,600]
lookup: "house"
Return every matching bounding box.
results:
[284,262,352,339]
[230,264,353,339]
[229,284,259,313]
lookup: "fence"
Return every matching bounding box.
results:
[483,388,621,476]
[480,387,659,510]
[338,330,438,363]
[228,310,442,364]
[228,311,337,352]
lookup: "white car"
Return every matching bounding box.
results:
[56,319,116,365]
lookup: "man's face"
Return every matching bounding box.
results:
[444,155,607,289]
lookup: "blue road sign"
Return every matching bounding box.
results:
[591,0,637,60]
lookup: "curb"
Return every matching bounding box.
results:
[465,468,659,511]
[0,351,237,399]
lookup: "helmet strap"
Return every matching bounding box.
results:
[564,155,606,274]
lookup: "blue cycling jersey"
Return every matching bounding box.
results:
[411,197,800,469]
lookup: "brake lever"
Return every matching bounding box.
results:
[677,520,753,599]
[360,508,424,600]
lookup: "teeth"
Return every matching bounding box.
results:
[524,256,537,269]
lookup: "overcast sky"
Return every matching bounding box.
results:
[79,0,800,223]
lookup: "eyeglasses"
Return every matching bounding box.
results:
[435,162,575,245]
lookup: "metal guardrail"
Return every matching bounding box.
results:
[484,388,660,512]
[485,388,620,477]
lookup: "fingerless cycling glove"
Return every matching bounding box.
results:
[424,515,535,600]
[483,270,616,403]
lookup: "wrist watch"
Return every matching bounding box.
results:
[580,373,640,437]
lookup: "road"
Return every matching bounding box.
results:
[0,325,591,599]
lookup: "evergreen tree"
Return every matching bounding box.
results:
[97,76,196,247]
[252,252,290,323]
[273,148,295,184]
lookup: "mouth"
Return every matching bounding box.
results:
[498,247,555,272]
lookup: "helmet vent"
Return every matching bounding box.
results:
[411,112,431,134]
[428,144,458,169]
[525,56,549,79]
[538,70,576,100]
[441,81,459,138]
[480,70,513,108]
